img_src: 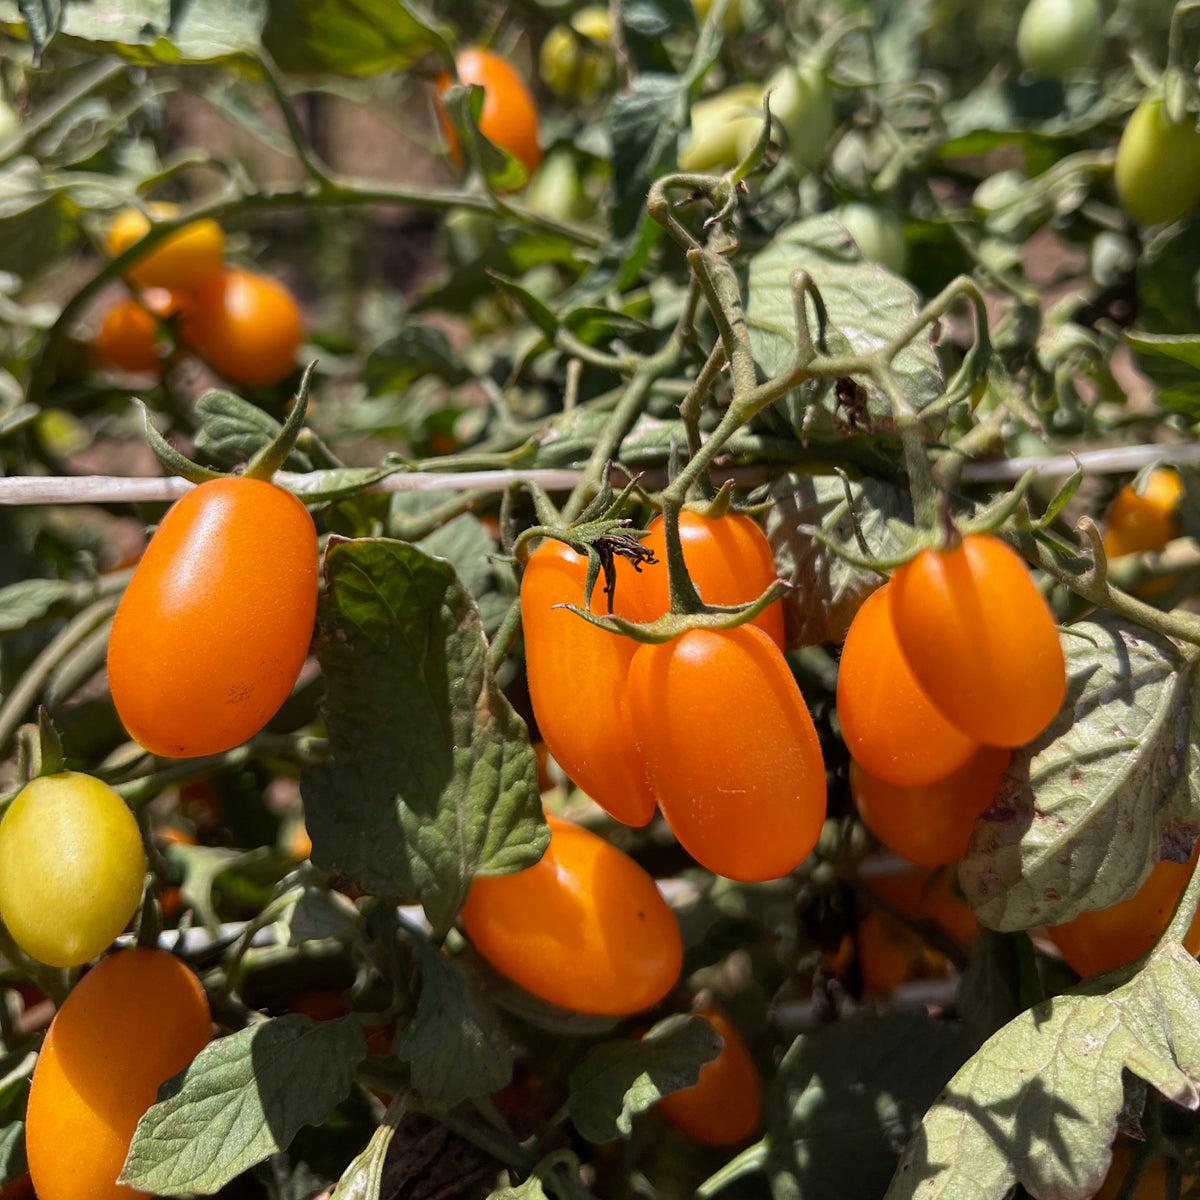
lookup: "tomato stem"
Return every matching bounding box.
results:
[136,400,223,485]
[244,361,317,481]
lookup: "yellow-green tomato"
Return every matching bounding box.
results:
[767,62,834,174]
[0,772,145,967]
[1016,0,1102,77]
[525,148,592,222]
[678,84,763,172]
[838,203,907,273]
[539,8,613,101]
[1115,98,1200,226]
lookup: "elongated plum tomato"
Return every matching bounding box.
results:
[1045,842,1200,977]
[436,48,542,180]
[657,1006,763,1146]
[888,534,1065,747]
[178,266,304,388]
[837,583,978,787]
[107,477,318,758]
[105,204,224,292]
[1115,98,1200,227]
[849,746,1010,867]
[460,814,682,1015]
[1103,468,1184,558]
[520,539,656,826]
[639,511,785,648]
[0,772,145,967]
[26,948,211,1200]
[627,626,826,881]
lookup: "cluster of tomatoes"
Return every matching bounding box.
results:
[92,204,304,388]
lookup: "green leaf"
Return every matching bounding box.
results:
[0,577,83,633]
[620,0,695,38]
[764,473,912,647]
[193,390,312,472]
[278,467,394,505]
[0,1051,35,1186]
[746,215,944,432]
[770,1012,971,1200]
[17,0,60,63]
[301,537,548,937]
[960,616,1200,931]
[1125,331,1200,420]
[393,935,513,1108]
[567,1014,723,1144]
[262,0,451,76]
[272,884,360,947]
[122,1014,367,1194]
[885,942,1200,1200]
[362,324,472,395]
[488,1178,549,1200]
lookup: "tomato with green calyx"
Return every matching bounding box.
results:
[92,299,163,374]
[1115,97,1200,227]
[677,85,763,173]
[436,48,542,182]
[539,8,612,101]
[26,948,211,1200]
[1102,468,1184,558]
[888,534,1066,748]
[178,266,304,388]
[767,61,834,174]
[837,583,978,788]
[0,772,145,968]
[460,813,682,1015]
[657,1006,762,1146]
[105,204,224,292]
[1046,842,1200,977]
[627,625,826,881]
[520,538,656,827]
[107,476,318,758]
[1016,0,1102,77]
[837,203,907,274]
[638,510,785,648]
[850,746,1009,867]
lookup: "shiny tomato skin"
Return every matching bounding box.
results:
[105,205,225,292]
[1046,843,1200,977]
[178,266,304,388]
[93,300,162,374]
[107,477,317,758]
[639,511,785,648]
[460,814,682,1015]
[436,48,542,180]
[657,1006,763,1146]
[888,534,1066,747]
[26,949,211,1200]
[521,539,657,827]
[849,746,1010,867]
[1103,468,1184,558]
[1115,97,1200,227]
[837,583,978,787]
[627,625,826,882]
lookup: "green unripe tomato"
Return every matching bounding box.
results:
[1115,97,1200,226]
[0,772,145,967]
[539,8,612,101]
[1016,0,1102,77]
[767,62,834,174]
[525,148,591,222]
[678,84,762,172]
[837,203,907,273]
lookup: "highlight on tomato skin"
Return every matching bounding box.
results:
[627,624,827,882]
[105,204,225,292]
[849,746,1010,867]
[459,813,683,1016]
[107,476,318,759]
[837,583,979,788]
[656,1005,763,1147]
[1102,468,1184,559]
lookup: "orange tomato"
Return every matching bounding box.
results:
[856,908,939,993]
[92,300,163,374]
[1094,1145,1168,1200]
[849,746,1009,867]
[26,949,211,1200]
[627,625,826,881]
[657,1006,763,1146]
[1102,469,1184,559]
[865,866,978,951]
[837,583,979,787]
[1046,842,1200,977]
[521,539,657,827]
[107,477,318,758]
[888,534,1066,747]
[178,266,304,388]
[105,205,224,292]
[460,814,682,1015]
[436,48,542,180]
[638,511,785,648]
